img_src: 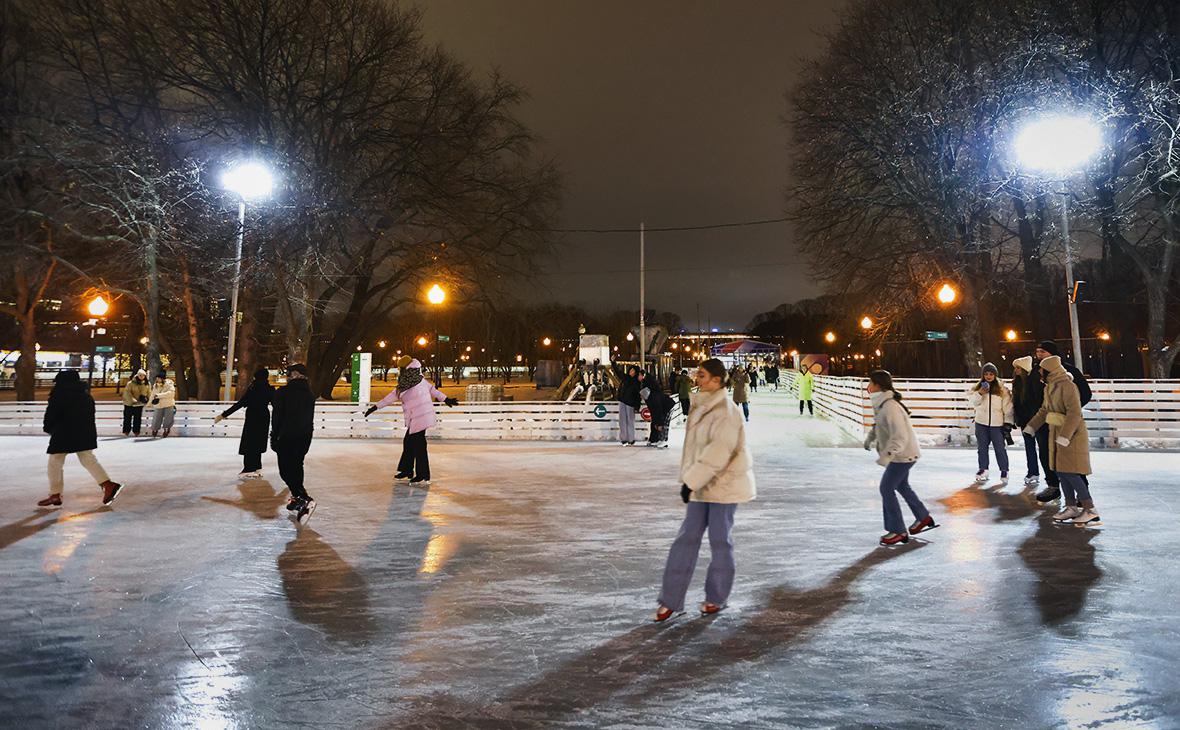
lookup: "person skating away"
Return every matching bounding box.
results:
[149,372,177,437]
[1023,356,1100,526]
[1010,356,1043,487]
[676,368,692,420]
[654,358,755,622]
[747,364,758,393]
[767,363,780,391]
[214,367,275,478]
[121,369,151,436]
[863,370,934,546]
[1032,340,1092,504]
[364,356,457,485]
[797,364,817,415]
[615,364,642,445]
[37,370,123,509]
[730,365,750,421]
[271,363,317,524]
[968,363,1015,485]
[642,383,675,448]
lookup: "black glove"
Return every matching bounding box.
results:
[137,396,148,404]
[444,397,459,407]
[1003,427,1015,446]
[151,397,159,405]
[364,405,377,417]
[680,484,691,504]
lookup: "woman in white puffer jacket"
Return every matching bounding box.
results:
[968,362,1014,485]
[864,370,935,546]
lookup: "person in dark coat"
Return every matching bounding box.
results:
[643,384,676,448]
[37,370,123,508]
[616,364,643,445]
[1032,340,1092,503]
[215,367,275,477]
[271,363,317,523]
[1010,356,1043,487]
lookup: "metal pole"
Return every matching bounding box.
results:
[1061,193,1084,371]
[88,327,95,388]
[224,200,245,401]
[639,221,645,370]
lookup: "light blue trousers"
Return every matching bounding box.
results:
[658,502,737,612]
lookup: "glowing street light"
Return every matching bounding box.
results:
[1098,331,1111,342]
[87,295,110,317]
[417,336,428,347]
[860,316,873,330]
[378,340,387,349]
[937,283,957,305]
[542,337,552,346]
[1005,329,1018,342]
[427,284,446,305]
[824,331,836,344]
[625,332,634,342]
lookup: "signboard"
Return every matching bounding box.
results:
[438,334,451,343]
[593,403,607,419]
[925,331,949,341]
[350,352,372,404]
[94,345,115,354]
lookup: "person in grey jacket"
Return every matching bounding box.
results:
[864,370,935,546]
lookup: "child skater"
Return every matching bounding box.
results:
[365,356,457,485]
[864,370,934,546]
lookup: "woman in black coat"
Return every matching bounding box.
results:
[215,368,275,477]
[38,370,123,508]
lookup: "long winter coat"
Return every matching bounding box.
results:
[1011,372,1043,428]
[121,377,151,407]
[730,369,750,404]
[44,378,98,454]
[271,378,316,451]
[680,388,756,504]
[374,361,446,434]
[865,390,921,467]
[797,371,815,400]
[222,381,274,455]
[1026,366,1091,475]
[150,379,177,408]
[968,383,1014,427]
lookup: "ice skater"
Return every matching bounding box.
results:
[863,370,934,546]
[120,369,151,436]
[676,367,692,419]
[149,371,177,437]
[968,363,1014,484]
[730,364,750,421]
[1010,356,1043,487]
[214,367,275,478]
[271,363,317,523]
[1024,356,1100,525]
[364,356,457,485]
[1031,340,1092,504]
[797,363,817,415]
[654,358,755,622]
[642,382,675,448]
[37,370,124,508]
[615,364,642,445]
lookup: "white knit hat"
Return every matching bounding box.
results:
[1011,356,1033,374]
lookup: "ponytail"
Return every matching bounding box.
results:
[869,369,910,415]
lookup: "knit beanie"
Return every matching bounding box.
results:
[396,355,413,370]
[1011,356,1033,374]
[981,362,999,377]
[1037,340,1061,356]
[1039,355,1063,374]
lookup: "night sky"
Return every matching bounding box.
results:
[419,1,844,330]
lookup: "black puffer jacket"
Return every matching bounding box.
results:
[615,366,642,409]
[270,378,316,451]
[43,371,98,454]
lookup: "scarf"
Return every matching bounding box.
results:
[397,366,424,394]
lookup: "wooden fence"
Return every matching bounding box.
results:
[0,400,650,442]
[783,371,1180,448]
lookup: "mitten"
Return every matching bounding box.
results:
[1055,436,1070,447]
[680,484,691,504]
[151,397,159,405]
[444,397,459,407]
[214,414,225,424]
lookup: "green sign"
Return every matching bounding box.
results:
[925,331,949,341]
[95,345,115,354]
[593,404,607,419]
[438,334,451,343]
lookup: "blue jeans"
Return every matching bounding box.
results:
[658,502,737,611]
[1058,472,1092,506]
[740,402,749,420]
[975,423,1009,472]
[1021,431,1039,477]
[879,461,928,535]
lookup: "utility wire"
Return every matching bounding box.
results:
[542,216,789,234]
[541,261,794,276]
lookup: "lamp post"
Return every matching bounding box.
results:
[221,161,275,401]
[86,296,110,388]
[427,284,445,384]
[1016,115,1102,372]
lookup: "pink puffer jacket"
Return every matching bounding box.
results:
[374,360,446,434]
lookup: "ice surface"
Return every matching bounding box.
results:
[1,390,1177,728]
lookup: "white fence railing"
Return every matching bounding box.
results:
[0,400,650,442]
[783,371,1180,448]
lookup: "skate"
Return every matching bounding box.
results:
[296,499,316,525]
[1070,509,1102,527]
[1000,471,1009,486]
[879,532,909,546]
[37,494,63,509]
[1023,474,1040,487]
[1035,485,1061,504]
[162,428,171,438]
[907,515,938,534]
[393,471,412,481]
[653,605,685,623]
[100,480,123,506]
[974,469,988,484]
[1052,506,1083,523]
[286,497,300,511]
[700,602,725,616]
[409,476,431,486]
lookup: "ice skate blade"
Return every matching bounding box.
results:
[1073,519,1102,528]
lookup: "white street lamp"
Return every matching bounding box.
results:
[1016,115,1102,371]
[221,161,275,400]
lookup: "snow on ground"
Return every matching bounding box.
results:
[1,389,1177,728]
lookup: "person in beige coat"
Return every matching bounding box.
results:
[1024,356,1099,525]
[655,358,755,622]
[729,364,750,421]
[149,372,177,437]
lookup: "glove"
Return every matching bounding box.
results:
[137,396,148,404]
[444,397,459,407]
[364,405,377,417]
[1055,436,1070,447]
[680,484,691,504]
[1003,430,1014,446]
[151,397,159,405]
[214,414,225,424]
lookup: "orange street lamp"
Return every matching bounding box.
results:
[824,331,836,344]
[1005,329,1018,342]
[417,336,428,347]
[1098,331,1111,341]
[625,332,634,341]
[87,295,110,317]
[427,284,446,305]
[378,340,387,349]
[937,283,957,305]
[860,316,873,330]
[542,337,552,346]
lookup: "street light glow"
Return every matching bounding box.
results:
[221,162,275,200]
[427,284,446,305]
[1098,331,1111,341]
[937,283,957,305]
[824,331,836,344]
[1005,329,1018,342]
[1016,116,1102,173]
[625,332,634,341]
[87,295,110,317]
[542,337,552,346]
[417,336,428,346]
[860,316,873,330]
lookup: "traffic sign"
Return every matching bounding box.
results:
[593,404,607,419]
[95,345,115,354]
[925,331,949,341]
[438,334,451,342]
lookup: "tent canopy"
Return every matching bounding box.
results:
[709,339,781,356]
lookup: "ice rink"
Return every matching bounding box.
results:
[2,391,1178,728]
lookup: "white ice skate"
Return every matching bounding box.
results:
[1023,475,1040,487]
[1053,506,1083,523]
[1070,509,1102,527]
[974,469,988,484]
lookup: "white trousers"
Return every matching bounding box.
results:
[48,451,110,494]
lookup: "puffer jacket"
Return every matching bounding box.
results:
[797,371,815,400]
[150,379,176,408]
[968,383,1013,427]
[1025,359,1090,475]
[865,390,921,467]
[374,360,446,434]
[730,369,750,404]
[122,377,151,407]
[680,388,756,504]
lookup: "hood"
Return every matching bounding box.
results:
[870,390,895,410]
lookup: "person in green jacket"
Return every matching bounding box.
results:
[797,364,817,416]
[121,369,151,436]
[676,368,692,418]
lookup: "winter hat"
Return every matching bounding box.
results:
[981,362,999,377]
[155,371,167,380]
[396,355,413,370]
[54,369,81,385]
[1039,355,1063,374]
[1037,340,1061,356]
[286,363,308,377]
[253,367,269,382]
[1012,356,1033,374]
[135,368,147,378]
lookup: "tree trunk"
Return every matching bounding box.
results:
[17,310,37,400]
[178,256,222,399]
[1012,193,1054,338]
[145,236,163,376]
[1145,282,1179,378]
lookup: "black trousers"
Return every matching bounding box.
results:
[398,430,430,479]
[1034,424,1059,488]
[799,399,814,415]
[122,405,144,434]
[243,452,263,472]
[276,437,312,500]
[679,396,690,417]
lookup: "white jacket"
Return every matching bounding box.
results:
[679,388,756,504]
[865,390,921,467]
[968,384,1013,427]
[150,379,176,409]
